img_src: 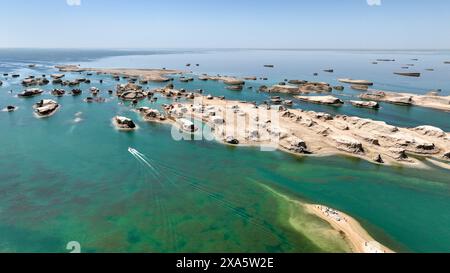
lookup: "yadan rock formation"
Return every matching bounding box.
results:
[359,91,450,111]
[159,96,450,167]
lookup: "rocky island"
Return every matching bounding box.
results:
[56,65,183,83]
[359,91,450,111]
[113,116,137,131]
[33,99,60,118]
[143,95,450,168]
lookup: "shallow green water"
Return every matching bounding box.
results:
[1,50,450,253]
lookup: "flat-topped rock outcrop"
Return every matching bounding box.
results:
[296,95,344,105]
[34,99,59,118]
[262,82,332,94]
[18,88,43,97]
[350,100,380,109]
[55,65,182,82]
[113,116,137,131]
[359,90,450,111]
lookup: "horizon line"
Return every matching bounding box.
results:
[1,47,450,51]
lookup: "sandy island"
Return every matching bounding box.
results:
[261,184,393,253]
[305,204,394,253]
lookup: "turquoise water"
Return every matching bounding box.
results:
[0,49,449,253]
[82,49,450,130]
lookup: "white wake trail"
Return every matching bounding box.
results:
[128,147,161,176]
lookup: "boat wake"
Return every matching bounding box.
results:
[128,147,160,177]
[126,147,289,246]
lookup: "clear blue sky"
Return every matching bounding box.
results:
[1,0,450,49]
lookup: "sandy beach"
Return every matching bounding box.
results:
[261,184,393,253]
[305,204,394,253]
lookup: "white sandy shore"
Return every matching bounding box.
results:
[305,204,394,253]
[261,184,393,253]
